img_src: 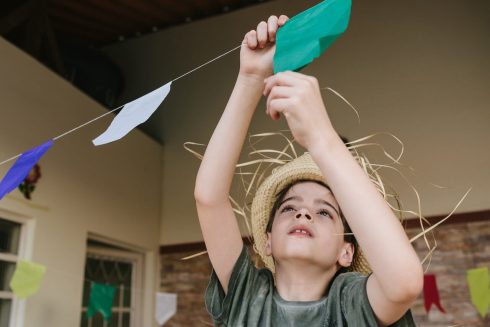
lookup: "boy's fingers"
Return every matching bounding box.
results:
[264,72,301,95]
[246,30,258,49]
[266,86,290,113]
[268,98,288,121]
[278,15,289,26]
[267,15,279,42]
[256,21,268,48]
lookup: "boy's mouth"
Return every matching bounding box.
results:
[288,225,313,237]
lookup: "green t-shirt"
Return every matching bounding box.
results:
[205,246,416,326]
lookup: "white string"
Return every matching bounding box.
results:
[171,44,242,83]
[0,44,243,167]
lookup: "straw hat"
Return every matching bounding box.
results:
[250,152,371,275]
[185,132,442,274]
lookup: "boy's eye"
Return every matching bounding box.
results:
[318,210,332,218]
[281,205,295,213]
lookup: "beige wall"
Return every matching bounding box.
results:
[103,0,490,245]
[0,38,162,326]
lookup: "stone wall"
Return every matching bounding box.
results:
[408,220,490,326]
[160,219,490,326]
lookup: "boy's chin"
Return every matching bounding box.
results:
[272,246,329,266]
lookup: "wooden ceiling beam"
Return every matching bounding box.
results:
[0,0,37,34]
[42,12,65,75]
[50,19,110,45]
[116,0,174,24]
[49,1,141,32]
[48,6,122,35]
[84,0,160,28]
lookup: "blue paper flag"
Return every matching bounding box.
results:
[0,140,53,200]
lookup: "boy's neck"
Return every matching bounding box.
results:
[274,261,338,301]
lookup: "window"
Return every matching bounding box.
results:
[80,240,143,327]
[0,217,23,327]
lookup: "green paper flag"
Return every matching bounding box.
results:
[87,282,116,321]
[274,0,352,73]
[9,261,46,299]
[466,267,490,318]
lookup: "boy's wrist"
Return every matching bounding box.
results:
[308,132,343,158]
[237,72,267,86]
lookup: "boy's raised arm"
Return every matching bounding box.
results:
[194,15,288,293]
[264,71,424,325]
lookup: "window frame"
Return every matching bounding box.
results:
[0,209,35,327]
[81,239,144,327]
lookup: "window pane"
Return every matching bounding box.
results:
[0,299,12,327]
[122,312,130,327]
[111,312,120,327]
[119,262,132,308]
[0,261,16,291]
[92,313,104,327]
[0,219,21,255]
[80,312,88,327]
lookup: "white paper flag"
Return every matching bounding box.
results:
[155,292,177,326]
[93,82,172,146]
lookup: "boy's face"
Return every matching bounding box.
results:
[266,181,353,270]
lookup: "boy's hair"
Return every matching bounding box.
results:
[266,179,358,273]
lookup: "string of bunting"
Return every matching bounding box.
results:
[0,0,352,201]
[8,259,178,325]
[8,258,489,321]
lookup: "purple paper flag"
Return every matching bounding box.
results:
[0,140,53,200]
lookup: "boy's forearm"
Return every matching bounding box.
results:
[195,74,264,204]
[310,136,423,302]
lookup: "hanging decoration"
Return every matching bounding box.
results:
[0,140,53,200]
[466,267,490,318]
[18,163,42,199]
[9,260,46,299]
[92,82,172,146]
[87,282,116,321]
[273,0,351,73]
[155,292,178,326]
[423,274,446,313]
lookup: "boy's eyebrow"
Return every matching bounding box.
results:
[279,196,301,207]
[315,199,340,217]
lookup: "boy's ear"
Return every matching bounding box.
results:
[338,242,354,268]
[265,232,272,256]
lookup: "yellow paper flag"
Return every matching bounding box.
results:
[466,267,490,318]
[9,261,46,299]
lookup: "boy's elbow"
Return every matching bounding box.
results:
[391,264,424,303]
[194,186,211,205]
[402,270,424,302]
[194,186,226,207]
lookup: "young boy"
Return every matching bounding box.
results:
[194,15,422,326]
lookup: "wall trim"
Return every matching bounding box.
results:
[160,210,490,254]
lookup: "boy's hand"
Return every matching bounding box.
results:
[263,71,337,151]
[239,15,289,80]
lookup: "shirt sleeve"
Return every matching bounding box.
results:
[204,245,267,325]
[334,273,416,327]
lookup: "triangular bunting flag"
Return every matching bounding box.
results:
[0,140,53,200]
[93,82,172,146]
[423,274,445,313]
[274,0,351,73]
[467,267,490,318]
[155,292,177,325]
[9,260,46,299]
[87,282,116,321]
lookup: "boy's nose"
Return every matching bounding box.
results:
[295,209,312,220]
